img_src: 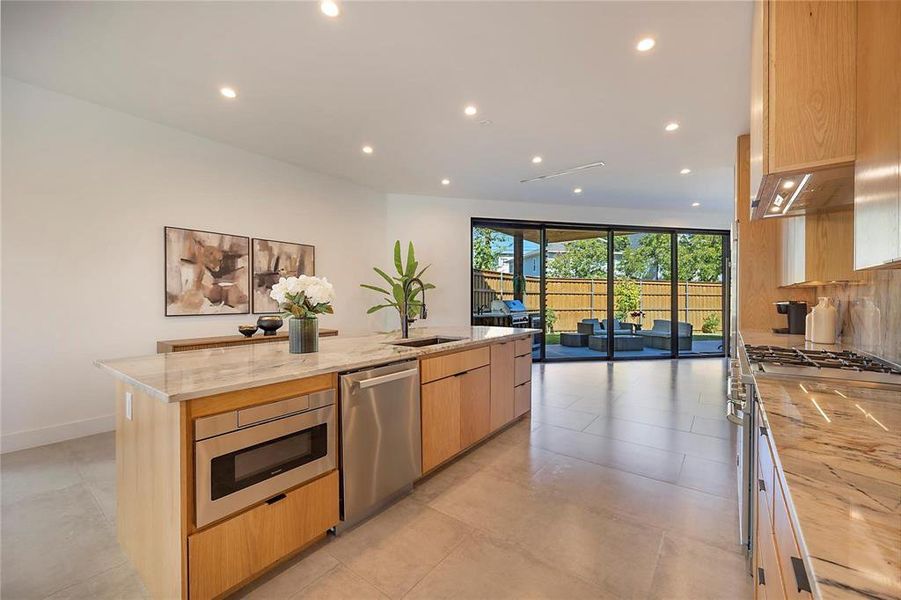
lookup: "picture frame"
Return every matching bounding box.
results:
[251,238,316,313]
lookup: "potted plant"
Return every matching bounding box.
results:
[361,241,435,332]
[269,275,335,354]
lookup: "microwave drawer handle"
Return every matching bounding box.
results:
[358,368,418,390]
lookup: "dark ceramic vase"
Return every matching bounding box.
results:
[238,325,258,338]
[256,315,283,336]
[289,317,318,354]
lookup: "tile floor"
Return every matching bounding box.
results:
[1,358,752,599]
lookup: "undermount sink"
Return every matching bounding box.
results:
[390,336,463,348]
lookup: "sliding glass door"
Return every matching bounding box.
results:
[471,219,729,362]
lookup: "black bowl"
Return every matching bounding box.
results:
[238,325,258,338]
[256,315,283,336]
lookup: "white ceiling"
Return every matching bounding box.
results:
[1,1,751,213]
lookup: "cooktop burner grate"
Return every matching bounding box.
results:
[745,345,901,375]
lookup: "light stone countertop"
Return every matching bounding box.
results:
[95,326,538,403]
[740,330,901,600]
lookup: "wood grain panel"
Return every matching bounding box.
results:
[804,208,856,283]
[514,355,531,387]
[513,382,531,418]
[768,0,856,172]
[489,342,514,431]
[157,330,338,353]
[421,376,462,472]
[116,382,187,600]
[514,336,532,357]
[750,0,768,206]
[756,479,785,600]
[189,373,336,419]
[854,0,901,270]
[736,135,816,329]
[188,470,338,600]
[420,346,490,384]
[460,366,491,448]
[774,476,813,599]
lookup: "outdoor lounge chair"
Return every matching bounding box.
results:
[577,318,637,336]
[636,319,693,350]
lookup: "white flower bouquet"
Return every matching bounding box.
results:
[270,275,336,320]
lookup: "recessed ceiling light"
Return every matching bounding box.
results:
[636,37,656,52]
[219,87,237,99]
[782,180,796,189]
[362,145,374,155]
[531,156,543,164]
[691,202,700,207]
[665,122,680,132]
[680,168,692,175]
[441,178,450,186]
[464,105,478,117]
[573,187,583,194]
[320,0,340,17]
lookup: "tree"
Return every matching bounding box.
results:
[614,279,640,319]
[617,234,671,280]
[472,228,502,270]
[677,234,723,282]
[547,238,608,278]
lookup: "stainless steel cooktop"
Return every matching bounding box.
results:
[744,344,901,387]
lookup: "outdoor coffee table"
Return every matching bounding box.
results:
[588,334,645,352]
[560,332,589,347]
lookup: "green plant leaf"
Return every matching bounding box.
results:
[373,267,395,288]
[415,264,430,279]
[360,283,391,295]
[392,282,405,306]
[367,304,392,314]
[405,241,416,277]
[393,240,403,276]
[421,283,436,291]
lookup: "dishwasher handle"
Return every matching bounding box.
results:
[357,368,419,390]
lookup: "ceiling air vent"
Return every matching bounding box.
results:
[520,161,606,183]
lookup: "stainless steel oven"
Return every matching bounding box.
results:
[194,389,336,528]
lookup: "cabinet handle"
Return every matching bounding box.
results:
[758,478,766,493]
[265,493,287,505]
[791,557,812,593]
[757,567,766,586]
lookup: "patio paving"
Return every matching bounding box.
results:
[544,338,723,360]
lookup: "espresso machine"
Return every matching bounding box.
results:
[773,301,807,334]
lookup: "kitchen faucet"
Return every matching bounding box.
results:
[400,277,427,338]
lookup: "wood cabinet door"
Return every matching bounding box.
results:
[460,366,491,448]
[421,376,462,472]
[188,471,339,600]
[773,477,813,599]
[756,475,785,600]
[490,342,515,431]
[513,382,531,418]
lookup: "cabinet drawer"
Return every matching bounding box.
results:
[757,477,785,600]
[757,419,775,517]
[514,354,532,387]
[514,382,531,418]
[421,347,490,384]
[774,476,813,599]
[188,470,339,600]
[514,337,532,357]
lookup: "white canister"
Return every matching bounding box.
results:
[805,311,813,341]
[810,297,837,344]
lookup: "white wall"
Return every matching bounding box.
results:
[385,193,732,329]
[1,79,387,451]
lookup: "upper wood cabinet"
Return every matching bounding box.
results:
[750,0,857,208]
[854,0,901,270]
[779,209,857,287]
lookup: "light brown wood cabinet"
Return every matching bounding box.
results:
[755,407,814,600]
[778,209,857,287]
[854,0,901,270]
[489,341,515,431]
[750,0,857,208]
[421,375,463,472]
[459,366,491,448]
[188,471,339,600]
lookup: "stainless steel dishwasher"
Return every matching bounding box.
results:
[338,360,421,530]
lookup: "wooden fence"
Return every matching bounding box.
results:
[472,270,723,334]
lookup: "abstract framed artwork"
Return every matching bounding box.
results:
[252,238,316,313]
[164,226,250,316]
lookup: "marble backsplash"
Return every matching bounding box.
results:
[817,269,901,364]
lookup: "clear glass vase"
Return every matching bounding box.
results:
[289,317,318,354]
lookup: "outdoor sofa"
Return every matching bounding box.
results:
[636,319,693,350]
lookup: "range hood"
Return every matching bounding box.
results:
[750,162,854,220]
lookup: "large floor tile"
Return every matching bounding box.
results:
[583,417,734,464]
[677,454,738,499]
[1,483,127,599]
[236,545,340,600]
[529,404,599,431]
[405,532,605,599]
[648,533,752,600]
[465,435,566,481]
[325,498,470,598]
[530,424,686,483]
[293,565,389,600]
[691,415,738,440]
[46,563,148,600]
[64,431,116,483]
[604,404,696,431]
[0,443,82,506]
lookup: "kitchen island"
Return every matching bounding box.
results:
[739,330,901,600]
[95,326,537,600]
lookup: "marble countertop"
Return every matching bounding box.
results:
[96,326,538,403]
[739,329,860,353]
[740,330,901,600]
